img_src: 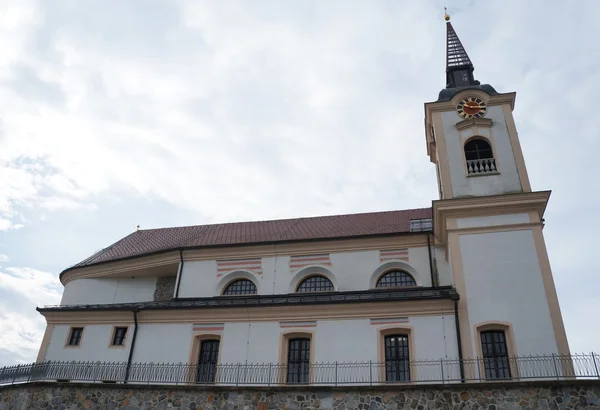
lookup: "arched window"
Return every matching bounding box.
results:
[296,275,334,293]
[376,271,416,288]
[222,279,257,295]
[464,138,496,175]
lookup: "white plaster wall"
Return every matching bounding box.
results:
[434,247,453,287]
[456,213,530,229]
[459,230,558,355]
[131,324,193,363]
[44,324,132,362]
[222,316,458,364]
[177,248,434,298]
[441,105,522,198]
[177,260,219,298]
[60,277,158,306]
[44,315,459,365]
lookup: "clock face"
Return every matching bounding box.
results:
[457,97,487,119]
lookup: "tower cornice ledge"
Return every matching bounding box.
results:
[432,190,551,244]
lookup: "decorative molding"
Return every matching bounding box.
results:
[455,117,493,131]
[289,254,331,271]
[379,249,408,262]
[432,190,551,244]
[217,258,262,277]
[279,321,317,328]
[41,299,456,325]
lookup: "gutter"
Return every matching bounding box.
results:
[426,233,435,287]
[124,308,140,383]
[454,299,465,382]
[174,249,184,299]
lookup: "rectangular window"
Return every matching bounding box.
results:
[481,330,511,379]
[197,340,220,383]
[67,327,84,346]
[385,334,410,382]
[287,338,310,384]
[111,327,128,346]
[410,218,433,232]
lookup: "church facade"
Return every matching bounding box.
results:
[33,16,570,385]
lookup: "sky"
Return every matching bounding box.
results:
[0,0,598,366]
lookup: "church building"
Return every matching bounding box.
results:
[32,14,571,385]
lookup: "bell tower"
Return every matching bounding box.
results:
[426,12,571,363]
[425,12,532,200]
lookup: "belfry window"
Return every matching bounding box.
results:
[464,138,497,175]
[296,275,334,293]
[223,279,257,295]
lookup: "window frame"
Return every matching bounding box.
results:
[222,278,257,296]
[197,339,221,383]
[474,322,517,380]
[295,275,335,293]
[375,270,417,289]
[279,331,315,384]
[65,326,85,348]
[109,326,129,348]
[377,326,414,383]
[384,334,411,382]
[187,333,223,384]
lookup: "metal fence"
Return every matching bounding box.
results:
[1,353,599,387]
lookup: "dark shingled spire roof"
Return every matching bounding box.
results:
[62,208,432,274]
[446,21,473,69]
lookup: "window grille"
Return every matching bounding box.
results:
[223,279,257,295]
[480,330,511,379]
[287,338,310,383]
[410,218,433,232]
[384,335,410,382]
[296,276,334,293]
[376,271,416,288]
[197,340,220,383]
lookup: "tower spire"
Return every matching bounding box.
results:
[444,11,479,89]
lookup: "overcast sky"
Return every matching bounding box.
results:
[0,0,598,366]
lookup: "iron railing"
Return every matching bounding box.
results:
[1,354,599,387]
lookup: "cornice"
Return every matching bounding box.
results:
[432,190,551,244]
[455,117,493,131]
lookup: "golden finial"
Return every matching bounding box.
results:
[444,7,450,22]
[136,224,140,231]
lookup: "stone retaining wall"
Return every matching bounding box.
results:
[1,380,599,410]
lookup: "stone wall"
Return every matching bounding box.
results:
[153,276,176,302]
[1,380,599,410]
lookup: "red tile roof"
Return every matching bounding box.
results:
[65,208,432,272]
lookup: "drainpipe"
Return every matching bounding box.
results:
[124,308,140,382]
[454,299,465,382]
[427,234,435,287]
[174,249,184,299]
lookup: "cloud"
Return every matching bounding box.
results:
[0,0,598,365]
[0,265,62,363]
